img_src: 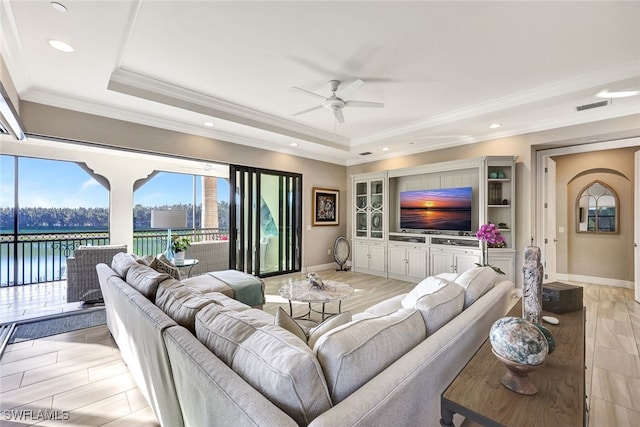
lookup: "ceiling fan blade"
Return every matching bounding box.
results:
[293,104,323,116]
[291,86,326,101]
[345,100,384,108]
[333,109,345,124]
[336,79,364,99]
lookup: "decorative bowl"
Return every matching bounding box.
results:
[492,349,544,395]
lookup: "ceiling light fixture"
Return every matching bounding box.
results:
[595,89,639,99]
[47,39,74,52]
[50,2,67,12]
[489,123,501,129]
[290,142,298,147]
[203,121,214,127]
[382,147,389,151]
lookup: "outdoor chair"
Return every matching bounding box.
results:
[66,244,128,303]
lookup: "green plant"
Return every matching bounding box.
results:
[171,236,191,253]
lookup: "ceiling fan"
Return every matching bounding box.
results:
[292,79,384,123]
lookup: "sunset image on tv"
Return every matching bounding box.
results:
[400,187,472,231]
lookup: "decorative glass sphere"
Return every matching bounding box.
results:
[490,317,548,366]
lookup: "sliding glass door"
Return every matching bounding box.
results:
[230,166,302,277]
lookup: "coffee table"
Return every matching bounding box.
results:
[279,279,354,322]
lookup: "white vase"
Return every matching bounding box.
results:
[173,251,185,264]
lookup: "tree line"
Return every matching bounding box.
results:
[0,202,229,231]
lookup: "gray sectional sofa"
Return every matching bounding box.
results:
[97,253,514,427]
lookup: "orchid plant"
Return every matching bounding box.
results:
[475,223,506,274]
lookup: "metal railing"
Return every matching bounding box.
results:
[0,228,229,287]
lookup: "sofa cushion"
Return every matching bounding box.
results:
[125,263,170,301]
[195,304,332,425]
[111,252,138,278]
[412,281,465,335]
[455,266,499,308]
[274,307,353,349]
[133,254,154,266]
[155,279,216,333]
[314,308,426,403]
[401,276,449,308]
[182,275,234,299]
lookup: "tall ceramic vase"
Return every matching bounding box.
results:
[522,246,543,323]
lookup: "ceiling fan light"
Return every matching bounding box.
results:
[489,123,501,129]
[203,121,214,127]
[596,89,639,99]
[50,2,67,12]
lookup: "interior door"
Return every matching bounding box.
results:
[544,157,557,283]
[635,151,639,303]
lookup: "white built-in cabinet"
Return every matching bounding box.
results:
[351,156,517,282]
[353,241,386,277]
[353,172,387,276]
[387,244,428,280]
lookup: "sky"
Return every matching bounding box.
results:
[0,156,230,208]
[400,187,472,210]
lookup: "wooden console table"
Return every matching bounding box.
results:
[440,300,585,427]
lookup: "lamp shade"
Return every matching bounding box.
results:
[151,210,187,229]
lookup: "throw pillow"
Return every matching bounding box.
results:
[401,276,449,308]
[274,307,353,349]
[150,256,181,280]
[455,266,499,308]
[195,304,332,425]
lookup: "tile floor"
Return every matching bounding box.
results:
[0,277,639,426]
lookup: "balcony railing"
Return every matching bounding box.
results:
[0,228,229,287]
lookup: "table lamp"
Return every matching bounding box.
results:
[151,209,187,260]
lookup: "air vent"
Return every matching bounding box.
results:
[359,152,373,156]
[576,100,608,111]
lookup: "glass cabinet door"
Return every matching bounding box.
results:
[370,179,384,239]
[355,181,369,237]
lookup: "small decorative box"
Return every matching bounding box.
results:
[542,282,583,314]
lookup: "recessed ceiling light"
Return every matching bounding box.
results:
[50,2,67,12]
[596,89,639,99]
[203,121,214,127]
[489,123,501,129]
[290,142,298,147]
[382,147,389,151]
[47,39,74,52]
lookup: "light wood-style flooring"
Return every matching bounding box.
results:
[1,271,638,426]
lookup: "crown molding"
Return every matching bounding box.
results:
[350,61,640,147]
[21,88,352,165]
[108,68,351,150]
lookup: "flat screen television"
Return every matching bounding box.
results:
[400,187,472,232]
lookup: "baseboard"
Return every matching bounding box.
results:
[554,273,633,289]
[305,261,350,273]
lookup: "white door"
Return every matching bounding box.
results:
[369,244,387,274]
[353,242,370,271]
[387,246,407,276]
[406,248,427,278]
[544,157,557,283]
[430,250,453,276]
[635,151,639,303]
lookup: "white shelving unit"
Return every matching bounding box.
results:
[352,156,517,282]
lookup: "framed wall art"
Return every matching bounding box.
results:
[312,187,339,226]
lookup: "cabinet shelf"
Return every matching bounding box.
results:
[488,178,510,182]
[488,204,511,208]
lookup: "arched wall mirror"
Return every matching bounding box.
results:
[576,180,618,233]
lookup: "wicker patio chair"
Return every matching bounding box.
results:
[66,244,127,303]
